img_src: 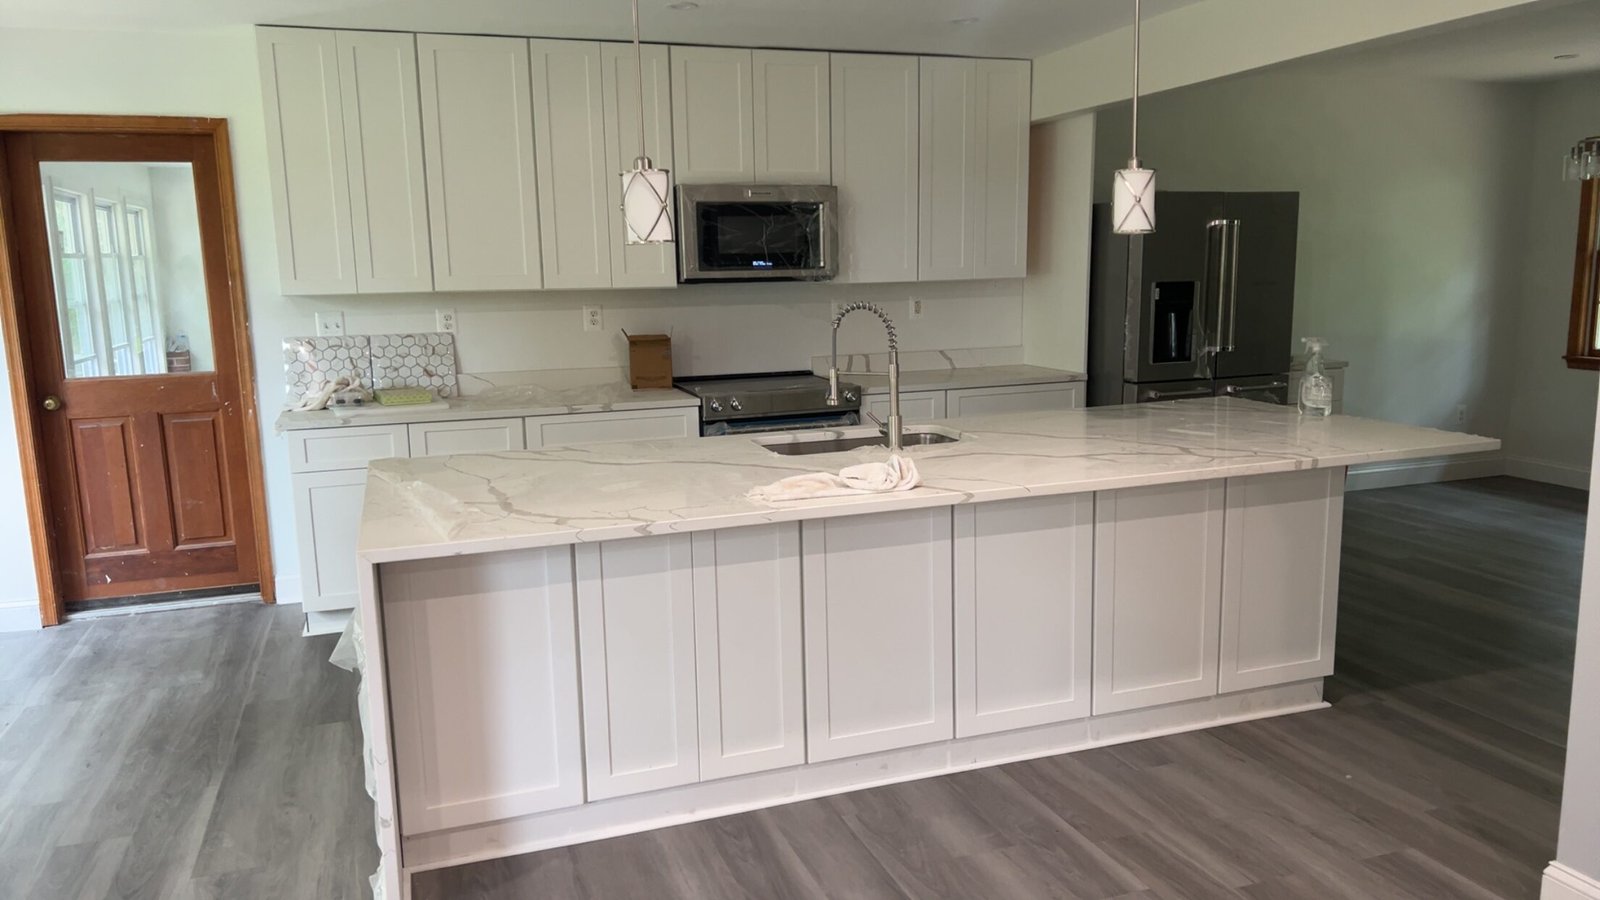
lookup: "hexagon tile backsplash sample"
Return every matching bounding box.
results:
[370,333,459,397]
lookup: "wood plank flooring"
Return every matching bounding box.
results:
[0,476,1580,899]
[416,477,1583,900]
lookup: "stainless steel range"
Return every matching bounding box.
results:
[674,371,863,436]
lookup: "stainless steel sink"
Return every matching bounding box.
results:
[753,426,960,456]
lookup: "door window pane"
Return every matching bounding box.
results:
[39,162,213,377]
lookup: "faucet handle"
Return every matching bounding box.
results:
[864,409,886,433]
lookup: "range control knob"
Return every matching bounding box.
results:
[708,398,723,412]
[729,397,743,412]
[842,389,859,402]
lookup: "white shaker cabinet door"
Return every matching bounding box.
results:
[1219,469,1345,693]
[830,53,919,284]
[692,526,805,780]
[671,46,755,184]
[417,34,544,291]
[954,495,1093,737]
[802,509,954,762]
[383,548,583,835]
[530,39,612,289]
[1093,482,1225,714]
[257,27,357,295]
[752,50,831,183]
[973,58,1031,279]
[335,30,434,293]
[918,56,978,282]
[290,468,367,613]
[601,42,677,288]
[406,418,526,457]
[576,536,701,800]
[864,389,945,424]
[945,383,1084,418]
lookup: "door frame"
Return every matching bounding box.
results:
[0,114,274,626]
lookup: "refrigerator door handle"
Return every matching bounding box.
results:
[1206,219,1228,354]
[1225,219,1242,352]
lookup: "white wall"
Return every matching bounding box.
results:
[0,25,1026,617]
[1093,66,1532,439]
[1022,113,1095,372]
[148,165,213,372]
[1504,74,1600,488]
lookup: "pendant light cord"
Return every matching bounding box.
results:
[627,0,646,162]
[1130,0,1141,165]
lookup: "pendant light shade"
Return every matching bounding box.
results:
[1111,0,1155,235]
[621,0,673,244]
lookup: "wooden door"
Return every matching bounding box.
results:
[752,50,831,183]
[670,46,755,184]
[5,131,260,605]
[830,53,919,283]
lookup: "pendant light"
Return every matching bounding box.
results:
[1565,135,1600,182]
[1111,0,1156,234]
[621,0,674,244]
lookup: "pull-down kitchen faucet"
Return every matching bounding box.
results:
[827,302,901,452]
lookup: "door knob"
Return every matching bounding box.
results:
[41,395,60,411]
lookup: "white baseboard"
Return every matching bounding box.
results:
[273,574,303,606]
[1346,452,1505,491]
[303,608,352,637]
[0,599,41,632]
[1543,863,1600,900]
[1506,456,1592,490]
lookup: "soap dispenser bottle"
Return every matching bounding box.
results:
[1298,337,1333,417]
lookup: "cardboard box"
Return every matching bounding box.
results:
[626,333,673,390]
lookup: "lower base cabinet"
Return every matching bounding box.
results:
[802,509,954,762]
[954,494,1093,737]
[383,548,583,836]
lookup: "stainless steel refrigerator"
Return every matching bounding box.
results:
[1088,191,1300,406]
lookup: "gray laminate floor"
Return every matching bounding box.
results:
[0,477,1581,900]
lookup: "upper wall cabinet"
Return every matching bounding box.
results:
[258,28,433,295]
[529,39,611,290]
[417,34,544,291]
[601,42,676,288]
[672,47,831,185]
[831,53,919,284]
[919,57,1031,282]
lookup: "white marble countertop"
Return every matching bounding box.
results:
[274,367,696,432]
[357,399,1499,563]
[834,364,1086,396]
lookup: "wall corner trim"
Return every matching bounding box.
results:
[1543,863,1600,900]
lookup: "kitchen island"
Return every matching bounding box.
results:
[351,399,1497,898]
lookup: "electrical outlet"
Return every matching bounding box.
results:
[435,308,457,334]
[582,305,603,333]
[1456,404,1468,428]
[909,298,925,320]
[315,311,345,337]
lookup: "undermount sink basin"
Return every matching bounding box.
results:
[753,425,961,456]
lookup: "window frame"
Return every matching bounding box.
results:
[1564,180,1600,370]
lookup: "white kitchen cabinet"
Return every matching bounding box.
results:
[292,469,370,613]
[576,536,700,800]
[802,509,953,762]
[1220,469,1345,693]
[601,42,677,288]
[864,389,945,423]
[417,34,543,291]
[1093,481,1225,715]
[524,407,697,448]
[671,46,754,184]
[407,418,526,457]
[918,56,979,281]
[336,30,434,293]
[831,53,919,284]
[973,59,1030,278]
[383,548,583,835]
[692,526,805,780]
[286,423,409,473]
[752,50,831,183]
[946,383,1084,418]
[530,39,612,290]
[954,495,1093,737]
[257,27,357,295]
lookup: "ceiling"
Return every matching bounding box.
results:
[0,0,1209,58]
[1318,0,1600,82]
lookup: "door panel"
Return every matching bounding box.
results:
[1215,192,1298,379]
[5,131,260,604]
[1127,192,1224,384]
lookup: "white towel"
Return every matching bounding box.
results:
[749,455,922,502]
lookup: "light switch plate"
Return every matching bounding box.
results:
[315,311,345,337]
[583,305,603,333]
[436,308,458,334]
[909,298,925,320]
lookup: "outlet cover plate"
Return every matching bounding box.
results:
[315,311,345,337]
[436,309,458,334]
[583,305,603,333]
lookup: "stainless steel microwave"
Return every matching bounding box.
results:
[676,184,838,282]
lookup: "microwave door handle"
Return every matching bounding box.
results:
[1225,219,1242,352]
